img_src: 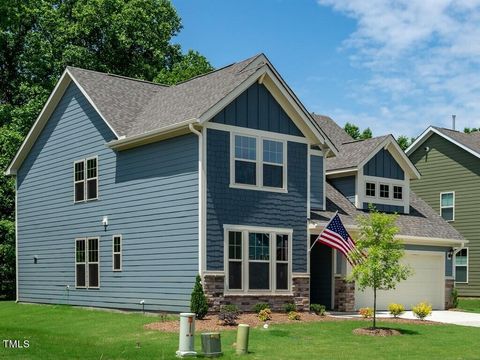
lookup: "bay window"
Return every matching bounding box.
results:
[225,226,292,293]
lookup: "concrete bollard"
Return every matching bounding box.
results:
[236,324,250,355]
[176,313,197,357]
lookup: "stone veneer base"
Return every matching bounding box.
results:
[203,274,310,312]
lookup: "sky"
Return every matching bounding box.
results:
[172,0,480,138]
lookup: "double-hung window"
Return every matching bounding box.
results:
[75,237,100,288]
[74,156,98,202]
[113,235,122,271]
[455,248,468,283]
[232,134,286,191]
[225,227,291,293]
[440,192,454,221]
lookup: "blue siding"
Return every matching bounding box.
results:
[17,83,199,312]
[310,155,324,210]
[364,148,404,180]
[212,83,303,136]
[363,203,404,213]
[405,245,452,276]
[329,176,356,204]
[206,129,308,272]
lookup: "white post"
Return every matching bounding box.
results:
[176,313,197,357]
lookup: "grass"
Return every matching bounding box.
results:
[458,298,480,313]
[1,302,480,359]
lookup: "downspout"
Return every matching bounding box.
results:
[189,124,204,277]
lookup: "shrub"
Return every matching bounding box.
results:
[283,302,297,313]
[452,288,459,308]
[190,275,209,319]
[288,311,301,320]
[388,303,405,318]
[359,307,374,318]
[253,303,270,314]
[310,304,326,316]
[258,308,272,322]
[412,302,432,320]
[218,304,240,326]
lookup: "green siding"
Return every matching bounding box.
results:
[409,133,480,296]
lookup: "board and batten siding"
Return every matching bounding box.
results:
[16,82,199,312]
[328,176,356,204]
[409,133,480,296]
[364,148,405,180]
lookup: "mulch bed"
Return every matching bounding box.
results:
[144,312,436,333]
[353,327,402,336]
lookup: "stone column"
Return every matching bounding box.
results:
[445,278,455,309]
[334,277,355,312]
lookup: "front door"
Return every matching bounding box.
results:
[310,237,333,309]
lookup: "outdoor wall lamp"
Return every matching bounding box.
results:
[102,216,108,232]
[447,248,454,260]
[33,255,38,264]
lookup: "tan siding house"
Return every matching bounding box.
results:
[408,128,480,297]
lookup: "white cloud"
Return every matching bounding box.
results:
[317,0,480,136]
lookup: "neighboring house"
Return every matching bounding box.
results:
[5,53,464,313]
[406,126,480,297]
[309,116,464,311]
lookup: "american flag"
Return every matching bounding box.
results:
[312,213,361,266]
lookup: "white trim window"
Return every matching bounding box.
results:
[379,183,390,198]
[75,239,87,288]
[74,156,98,202]
[224,225,292,294]
[365,182,376,197]
[231,133,287,192]
[393,185,403,200]
[75,237,100,288]
[113,235,122,271]
[455,248,468,283]
[440,192,455,221]
[362,176,407,208]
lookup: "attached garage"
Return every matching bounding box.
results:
[355,251,446,310]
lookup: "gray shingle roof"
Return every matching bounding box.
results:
[432,126,480,155]
[67,54,262,138]
[311,183,464,240]
[311,114,392,172]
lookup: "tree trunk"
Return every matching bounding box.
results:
[373,286,377,329]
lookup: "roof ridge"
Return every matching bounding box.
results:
[173,53,262,86]
[66,66,169,87]
[340,134,388,145]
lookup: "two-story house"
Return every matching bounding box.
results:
[309,116,464,311]
[407,127,480,297]
[6,54,464,313]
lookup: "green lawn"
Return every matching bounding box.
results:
[458,298,480,313]
[1,302,480,360]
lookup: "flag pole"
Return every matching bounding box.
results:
[308,210,339,252]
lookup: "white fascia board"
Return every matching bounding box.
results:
[406,126,480,160]
[6,69,121,176]
[6,70,72,175]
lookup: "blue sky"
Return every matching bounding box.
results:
[172,0,480,138]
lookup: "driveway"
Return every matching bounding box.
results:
[331,310,480,327]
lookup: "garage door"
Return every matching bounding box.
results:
[355,251,445,310]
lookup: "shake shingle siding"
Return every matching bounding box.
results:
[17,83,199,312]
[410,133,480,296]
[206,129,308,273]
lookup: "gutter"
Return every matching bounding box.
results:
[189,124,204,276]
[107,118,199,150]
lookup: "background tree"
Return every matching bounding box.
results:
[0,0,213,299]
[396,135,416,151]
[343,122,372,140]
[464,127,480,134]
[349,208,412,329]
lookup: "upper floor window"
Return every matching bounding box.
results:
[440,192,454,221]
[365,182,376,197]
[393,185,403,200]
[74,157,98,202]
[455,248,468,283]
[379,184,390,198]
[231,134,286,192]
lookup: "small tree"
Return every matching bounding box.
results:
[190,275,209,319]
[349,208,412,329]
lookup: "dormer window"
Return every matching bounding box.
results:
[380,184,390,198]
[366,182,376,197]
[231,133,287,192]
[393,186,403,200]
